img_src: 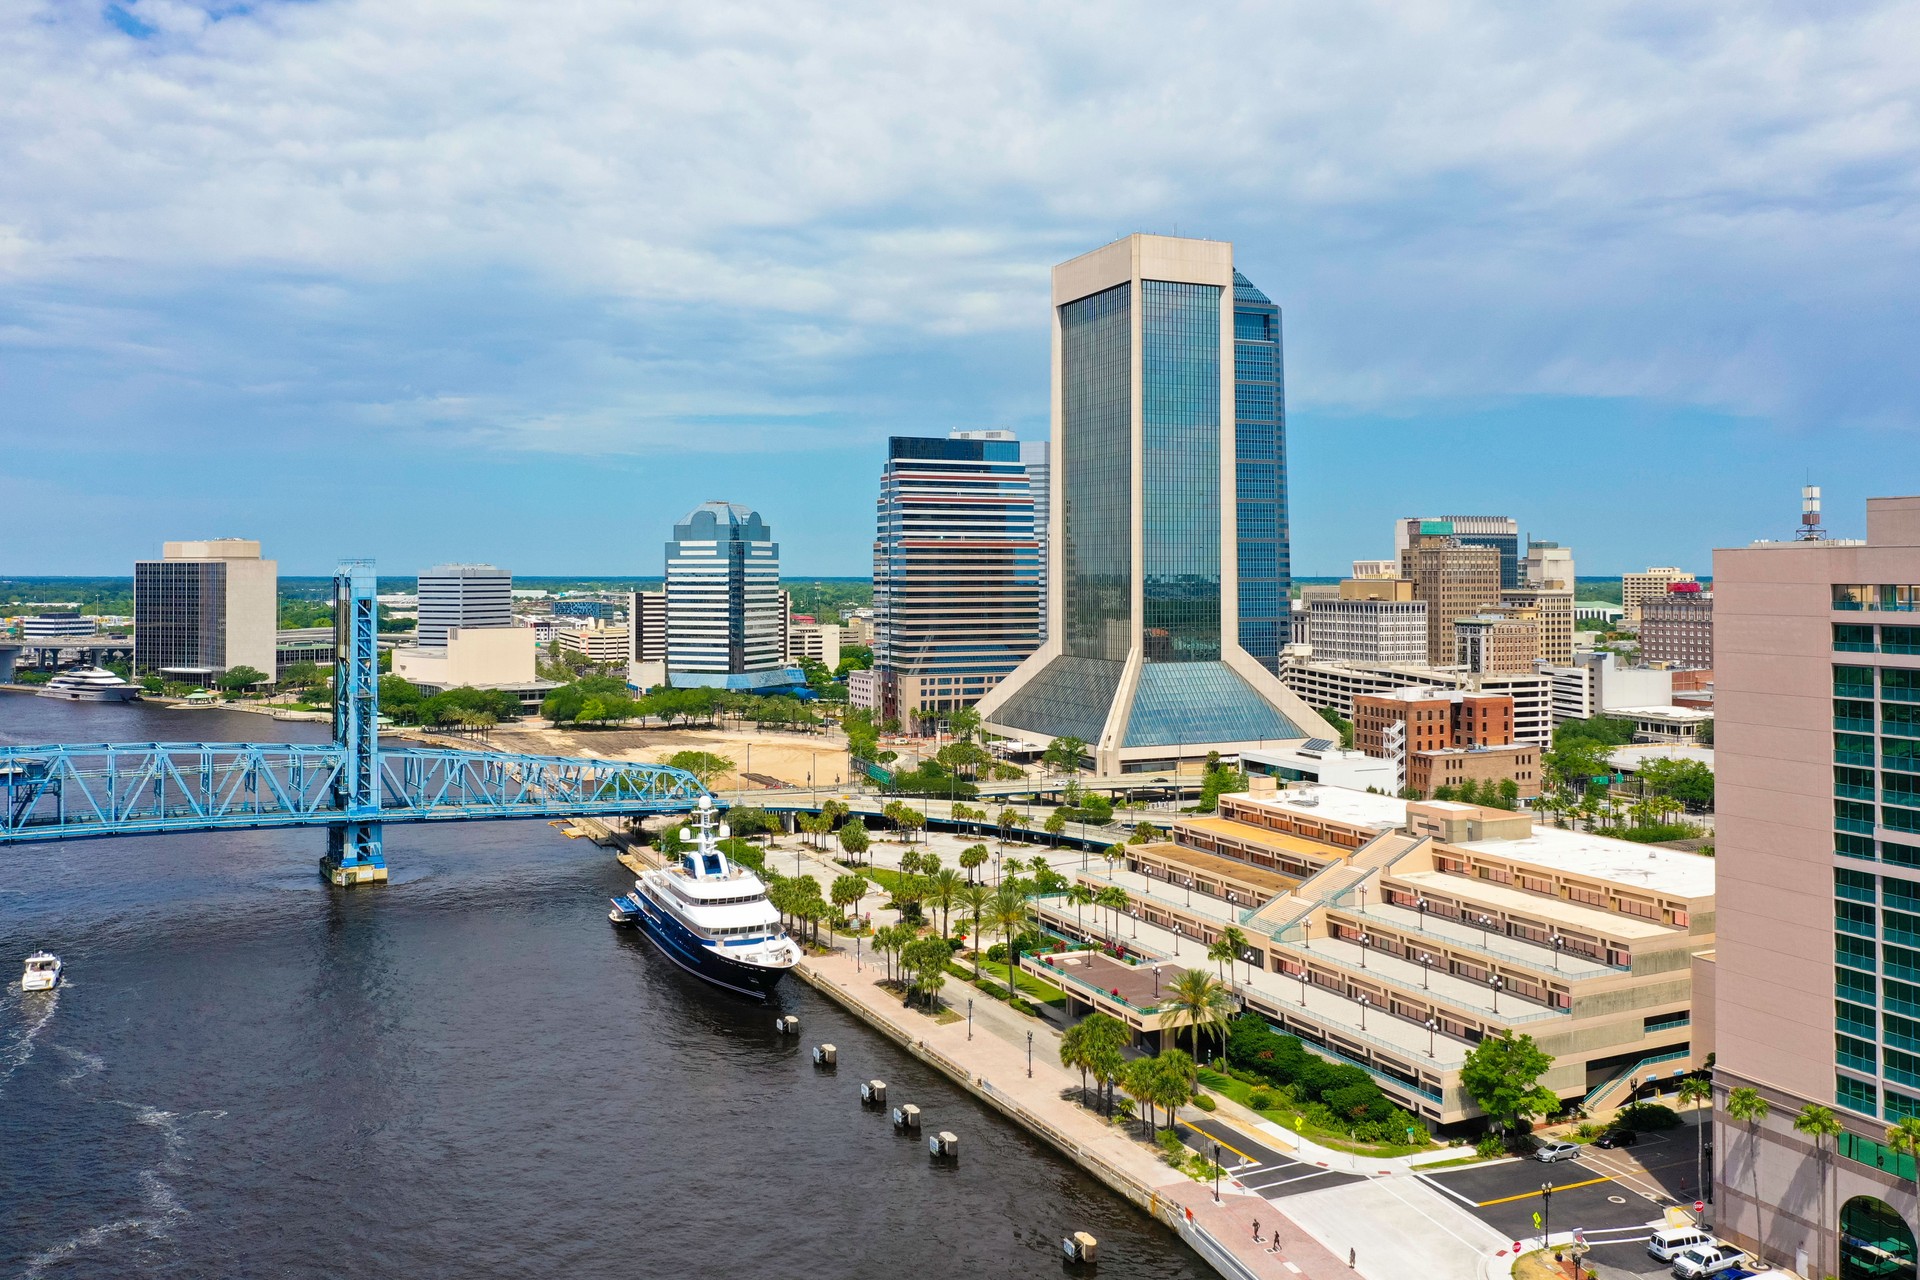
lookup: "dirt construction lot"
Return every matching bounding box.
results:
[484,723,850,791]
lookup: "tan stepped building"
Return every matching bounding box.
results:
[1034,782,1712,1128]
[1401,534,1503,666]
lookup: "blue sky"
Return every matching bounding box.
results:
[3,1,1919,577]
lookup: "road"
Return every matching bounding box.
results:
[1175,1112,1368,1203]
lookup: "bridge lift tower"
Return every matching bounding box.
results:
[325,559,387,886]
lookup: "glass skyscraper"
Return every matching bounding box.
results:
[978,235,1317,774]
[1234,271,1289,670]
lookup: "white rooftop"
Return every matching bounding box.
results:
[1454,825,1715,899]
[1613,705,1714,723]
[1233,786,1408,830]
[1610,744,1716,772]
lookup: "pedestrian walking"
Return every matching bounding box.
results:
[1349,1246,1356,1268]
[1252,1218,1261,1242]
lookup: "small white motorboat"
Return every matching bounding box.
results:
[21,952,61,992]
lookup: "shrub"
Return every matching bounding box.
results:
[1616,1102,1683,1131]
[1475,1134,1505,1159]
[1193,1094,1217,1112]
[1247,1088,1276,1111]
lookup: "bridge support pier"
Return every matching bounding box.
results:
[324,821,388,887]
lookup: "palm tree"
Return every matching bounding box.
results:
[959,883,993,979]
[1067,883,1096,930]
[1793,1104,1843,1280]
[1678,1075,1713,1204]
[1159,969,1236,1059]
[928,868,965,938]
[1096,885,1130,945]
[1219,925,1252,984]
[1059,1021,1093,1107]
[959,843,990,882]
[1121,1056,1159,1137]
[1726,1087,1770,1255]
[1887,1116,1920,1203]
[1207,935,1236,989]
[991,885,1028,1002]
[1154,1048,1198,1130]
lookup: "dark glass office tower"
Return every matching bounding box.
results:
[979,235,1319,774]
[1233,270,1289,671]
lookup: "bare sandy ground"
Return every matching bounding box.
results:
[485,722,850,790]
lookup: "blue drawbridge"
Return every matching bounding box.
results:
[0,561,709,884]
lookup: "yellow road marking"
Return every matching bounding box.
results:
[1178,1118,1263,1166]
[1475,1174,1613,1206]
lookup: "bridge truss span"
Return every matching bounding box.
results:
[2,558,711,883]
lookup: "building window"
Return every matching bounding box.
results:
[1839,1196,1917,1280]
[1839,1076,1882,1120]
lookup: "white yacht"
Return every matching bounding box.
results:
[35,666,139,703]
[21,952,61,992]
[610,796,799,999]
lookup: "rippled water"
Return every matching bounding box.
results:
[0,696,1208,1278]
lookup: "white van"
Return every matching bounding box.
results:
[1647,1227,1716,1262]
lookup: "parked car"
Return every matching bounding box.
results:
[1648,1227,1717,1262]
[1672,1244,1748,1280]
[1594,1128,1640,1149]
[1533,1140,1582,1163]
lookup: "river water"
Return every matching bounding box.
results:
[0,696,1208,1278]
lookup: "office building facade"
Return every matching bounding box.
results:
[1395,516,1521,590]
[1020,438,1052,640]
[871,431,1041,721]
[1706,497,1920,1278]
[417,564,513,648]
[1623,567,1696,625]
[1234,270,1290,670]
[1305,580,1428,665]
[664,501,787,689]
[1641,585,1714,668]
[133,539,278,681]
[627,590,667,663]
[1400,534,1503,666]
[21,613,97,640]
[1283,655,1556,747]
[979,235,1319,773]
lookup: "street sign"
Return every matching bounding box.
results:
[1532,1212,1543,1230]
[1573,1230,1586,1246]
[1695,1200,1705,1213]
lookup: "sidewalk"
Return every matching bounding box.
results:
[799,941,1355,1280]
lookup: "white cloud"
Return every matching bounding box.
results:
[2,0,1919,452]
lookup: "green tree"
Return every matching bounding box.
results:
[1043,811,1067,843]
[216,664,269,693]
[948,706,982,742]
[1043,736,1087,775]
[837,816,870,865]
[1886,1115,1920,1197]
[1728,1085,1771,1242]
[1459,1030,1557,1139]
[959,843,990,881]
[1794,1103,1843,1280]
[1152,1048,1199,1130]
[959,882,994,973]
[998,807,1021,843]
[927,868,965,938]
[279,660,323,690]
[903,935,951,1008]
[665,750,734,786]
[991,885,1028,1002]
[1095,884,1130,943]
[1159,968,1236,1059]
[1080,792,1114,825]
[1317,705,1355,750]
[831,873,868,927]
[1120,1056,1159,1136]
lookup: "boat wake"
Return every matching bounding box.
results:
[17,1072,225,1276]
[0,986,59,1097]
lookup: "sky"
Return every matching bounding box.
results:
[3,1,1919,576]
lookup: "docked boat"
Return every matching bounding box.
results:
[21,952,61,992]
[611,796,799,1000]
[34,666,139,703]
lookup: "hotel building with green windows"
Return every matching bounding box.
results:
[1708,496,1920,1280]
[977,234,1321,775]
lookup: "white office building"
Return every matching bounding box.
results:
[665,501,789,690]
[1303,597,1428,665]
[417,564,513,648]
[1280,656,1555,747]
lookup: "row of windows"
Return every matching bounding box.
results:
[1836,623,1920,654]
[1836,665,1920,701]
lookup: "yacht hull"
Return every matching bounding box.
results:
[626,889,790,1000]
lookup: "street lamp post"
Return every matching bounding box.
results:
[1489,974,1503,1014]
[1130,909,1138,939]
[1298,963,1308,1006]
[1184,878,1193,908]
[1417,895,1428,931]
[1478,913,1493,949]
[968,998,974,1040]
[1420,952,1432,988]
[1425,1016,1438,1056]
[1540,1181,1553,1248]
[1551,934,1565,970]
[1212,1140,1222,1203]
[1172,922,1181,955]
[1027,1029,1033,1078]
[1357,994,1370,1031]
[1357,931,1370,968]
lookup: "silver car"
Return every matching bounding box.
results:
[1533,1140,1582,1163]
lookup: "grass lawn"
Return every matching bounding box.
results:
[968,958,1068,1007]
[1194,1068,1435,1158]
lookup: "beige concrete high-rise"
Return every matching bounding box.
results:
[1708,496,1920,1278]
[1399,534,1502,666]
[1623,566,1695,626]
[133,538,278,682]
